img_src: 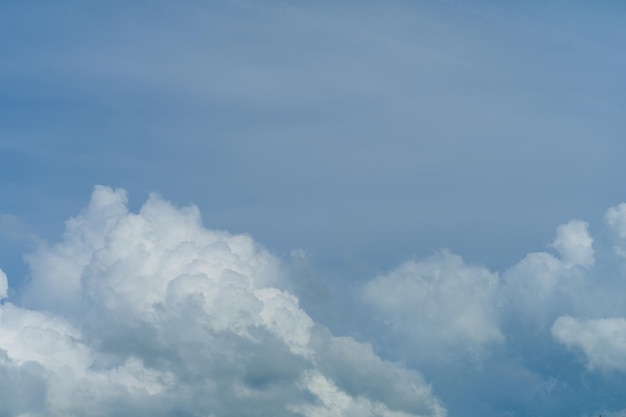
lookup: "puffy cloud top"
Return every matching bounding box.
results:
[550,220,594,268]
[8,186,626,417]
[0,186,445,417]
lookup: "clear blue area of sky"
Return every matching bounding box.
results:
[1,1,626,416]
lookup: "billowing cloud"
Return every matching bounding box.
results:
[358,216,626,415]
[546,206,626,373]
[362,220,598,364]
[501,220,595,328]
[8,186,626,417]
[362,250,503,360]
[0,186,445,417]
[550,220,594,268]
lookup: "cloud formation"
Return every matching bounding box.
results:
[501,220,595,327]
[7,186,626,416]
[0,186,444,417]
[546,206,626,375]
[362,220,600,363]
[362,251,503,360]
[359,214,626,416]
[552,316,626,372]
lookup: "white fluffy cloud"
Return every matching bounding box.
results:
[501,220,595,328]
[550,220,594,268]
[8,186,626,417]
[498,210,626,389]
[546,206,626,373]
[362,220,598,363]
[362,250,503,360]
[0,186,445,417]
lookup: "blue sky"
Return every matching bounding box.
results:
[1,1,626,416]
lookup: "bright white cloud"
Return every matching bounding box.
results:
[0,186,445,417]
[22,185,130,312]
[362,250,503,360]
[0,301,173,416]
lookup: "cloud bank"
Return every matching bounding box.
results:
[5,186,626,416]
[362,220,598,363]
[0,186,444,417]
[358,212,626,415]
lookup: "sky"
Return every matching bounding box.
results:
[1,1,626,416]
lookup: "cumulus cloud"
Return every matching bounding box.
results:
[356,215,626,416]
[290,370,443,417]
[548,208,626,374]
[551,316,626,372]
[0,186,445,417]
[362,219,599,365]
[362,250,503,360]
[550,220,594,268]
[500,220,595,328]
[9,186,626,417]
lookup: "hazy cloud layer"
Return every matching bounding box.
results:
[0,187,444,417]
